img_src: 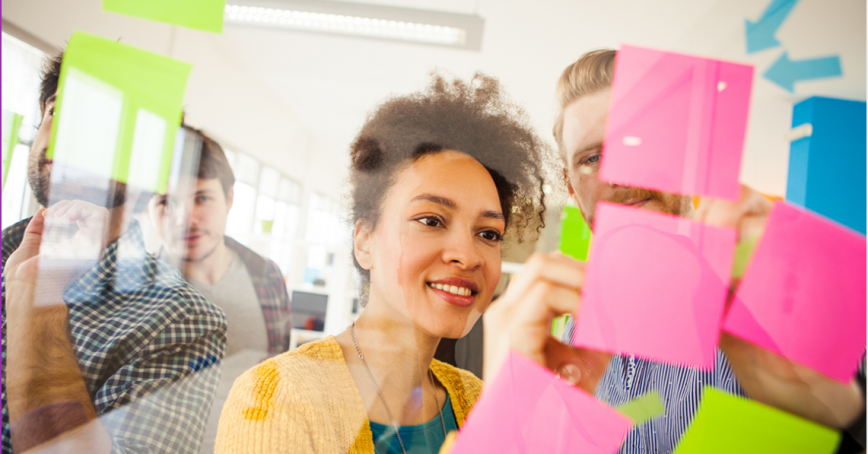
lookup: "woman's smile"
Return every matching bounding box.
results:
[427,277,479,307]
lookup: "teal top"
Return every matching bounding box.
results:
[369,392,459,454]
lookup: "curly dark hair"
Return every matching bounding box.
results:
[349,72,558,294]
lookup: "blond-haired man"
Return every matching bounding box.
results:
[555,49,865,453]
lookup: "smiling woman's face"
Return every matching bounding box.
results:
[355,150,504,339]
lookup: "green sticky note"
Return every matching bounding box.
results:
[673,387,840,454]
[2,109,24,191]
[731,234,760,279]
[551,315,570,338]
[616,391,665,425]
[559,205,592,261]
[48,31,192,195]
[103,0,225,33]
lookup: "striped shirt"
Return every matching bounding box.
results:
[562,318,745,454]
[2,217,228,453]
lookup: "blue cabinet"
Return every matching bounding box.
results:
[786,96,866,234]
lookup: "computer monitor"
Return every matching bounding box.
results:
[290,290,328,332]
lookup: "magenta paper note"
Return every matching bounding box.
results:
[572,202,737,369]
[450,350,631,454]
[723,202,867,383]
[600,44,753,201]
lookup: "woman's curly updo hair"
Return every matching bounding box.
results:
[349,72,558,298]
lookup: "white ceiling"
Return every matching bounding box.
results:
[3,0,865,199]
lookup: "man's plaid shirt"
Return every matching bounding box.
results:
[1,217,228,453]
[224,236,291,355]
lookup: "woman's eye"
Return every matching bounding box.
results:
[585,154,600,165]
[479,230,502,242]
[417,217,441,227]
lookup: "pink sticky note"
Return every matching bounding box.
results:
[451,350,631,454]
[723,202,867,383]
[572,202,737,369]
[600,44,753,201]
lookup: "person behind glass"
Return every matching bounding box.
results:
[215,73,595,454]
[148,126,292,358]
[2,53,227,453]
[554,49,865,453]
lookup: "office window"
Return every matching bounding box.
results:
[2,32,46,228]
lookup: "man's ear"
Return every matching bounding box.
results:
[563,168,581,207]
[225,186,234,211]
[354,219,374,271]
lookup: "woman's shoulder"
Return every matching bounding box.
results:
[217,336,368,453]
[239,336,347,387]
[430,359,483,388]
[222,336,352,413]
[430,359,483,425]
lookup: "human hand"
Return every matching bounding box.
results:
[5,210,70,414]
[4,209,64,316]
[695,184,772,242]
[41,199,110,260]
[719,333,864,429]
[482,252,611,394]
[31,200,111,305]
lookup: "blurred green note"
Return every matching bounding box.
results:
[672,387,840,454]
[615,391,665,425]
[49,31,191,194]
[559,205,592,261]
[2,109,23,191]
[103,0,225,33]
[551,315,570,338]
[731,234,760,278]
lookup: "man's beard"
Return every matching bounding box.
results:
[28,150,127,209]
[590,187,692,226]
[176,229,221,263]
[607,187,689,213]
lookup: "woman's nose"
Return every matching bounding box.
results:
[442,231,484,270]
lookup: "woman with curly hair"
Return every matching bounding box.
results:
[216,73,604,454]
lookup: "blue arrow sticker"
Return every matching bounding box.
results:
[763,52,842,92]
[745,0,800,54]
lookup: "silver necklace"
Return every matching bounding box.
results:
[351,323,447,454]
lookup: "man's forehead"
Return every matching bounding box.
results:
[563,91,610,161]
[161,178,219,197]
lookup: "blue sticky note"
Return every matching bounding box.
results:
[786,96,866,234]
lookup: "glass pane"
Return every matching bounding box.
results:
[223,148,237,173]
[259,166,280,197]
[278,177,300,203]
[225,181,256,245]
[255,194,276,234]
[234,152,260,186]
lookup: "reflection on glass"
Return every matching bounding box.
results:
[2,46,225,453]
[225,180,256,245]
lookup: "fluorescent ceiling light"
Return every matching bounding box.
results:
[224,0,484,50]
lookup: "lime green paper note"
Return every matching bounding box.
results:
[2,109,23,191]
[615,391,665,425]
[103,0,225,33]
[673,387,840,454]
[551,315,570,338]
[559,205,592,261]
[731,234,760,279]
[48,31,191,194]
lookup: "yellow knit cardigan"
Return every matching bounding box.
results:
[215,336,483,453]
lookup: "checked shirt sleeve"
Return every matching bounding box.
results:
[94,293,227,454]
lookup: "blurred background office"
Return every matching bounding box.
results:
[2,0,865,354]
